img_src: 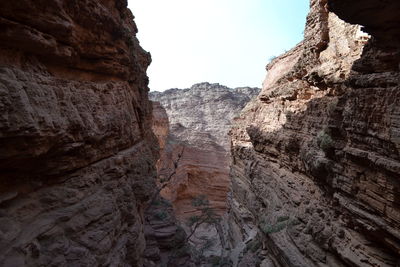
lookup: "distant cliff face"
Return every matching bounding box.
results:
[150,83,259,257]
[0,1,157,266]
[150,83,260,218]
[151,82,260,151]
[229,0,400,266]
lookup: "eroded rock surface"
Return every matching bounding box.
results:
[144,196,194,267]
[0,1,157,266]
[229,0,400,266]
[150,83,259,219]
[150,83,259,260]
[151,83,260,151]
[152,101,170,151]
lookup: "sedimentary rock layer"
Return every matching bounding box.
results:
[152,101,170,151]
[229,0,400,266]
[0,1,157,266]
[150,83,259,260]
[151,83,260,151]
[150,83,259,219]
[143,196,193,267]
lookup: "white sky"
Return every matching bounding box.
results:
[127,0,309,91]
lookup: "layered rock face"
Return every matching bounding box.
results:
[229,0,400,266]
[151,101,170,151]
[150,83,259,259]
[150,83,260,219]
[0,1,158,266]
[151,83,261,150]
[145,103,194,266]
[143,196,193,267]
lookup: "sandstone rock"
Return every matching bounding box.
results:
[150,83,259,220]
[144,196,194,267]
[328,0,400,46]
[0,1,157,266]
[229,0,400,266]
[152,101,169,151]
[150,83,259,260]
[151,82,260,150]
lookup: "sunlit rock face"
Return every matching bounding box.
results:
[228,0,400,266]
[151,83,261,151]
[0,1,158,266]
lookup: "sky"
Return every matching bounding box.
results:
[127,0,309,91]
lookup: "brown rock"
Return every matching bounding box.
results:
[158,144,230,219]
[150,84,259,259]
[152,101,170,151]
[150,83,259,220]
[229,0,400,266]
[0,1,157,266]
[328,0,400,46]
[143,196,194,267]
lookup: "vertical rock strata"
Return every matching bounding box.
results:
[229,0,400,266]
[0,1,157,266]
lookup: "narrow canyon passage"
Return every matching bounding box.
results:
[150,83,260,219]
[0,0,399,267]
[148,83,259,263]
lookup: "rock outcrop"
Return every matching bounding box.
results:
[150,83,260,219]
[229,0,400,266]
[151,83,260,151]
[150,83,259,260]
[0,1,157,266]
[152,101,170,151]
[143,196,193,267]
[3,0,399,266]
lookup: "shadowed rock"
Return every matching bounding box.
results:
[228,0,400,266]
[0,1,157,266]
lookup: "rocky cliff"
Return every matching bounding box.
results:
[0,1,158,266]
[150,83,259,261]
[151,83,261,150]
[150,83,260,219]
[2,0,399,266]
[229,0,400,266]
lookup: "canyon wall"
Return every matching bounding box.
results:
[229,0,400,266]
[150,83,259,259]
[2,0,399,266]
[150,83,260,219]
[0,1,158,266]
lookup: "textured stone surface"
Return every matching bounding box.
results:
[0,1,157,266]
[151,82,260,151]
[150,83,259,219]
[228,0,400,266]
[143,196,194,267]
[150,83,259,260]
[152,101,169,151]
[328,0,400,46]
